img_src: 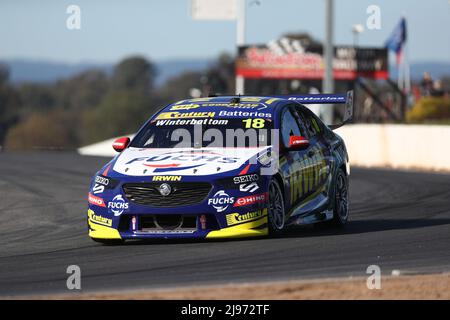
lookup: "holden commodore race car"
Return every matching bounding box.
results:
[87,92,352,244]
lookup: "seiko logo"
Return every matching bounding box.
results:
[239,182,259,193]
[92,183,105,194]
[233,174,259,184]
[95,175,109,186]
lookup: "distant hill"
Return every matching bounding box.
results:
[0,58,213,87]
[1,59,448,86]
[155,59,213,85]
[1,60,114,84]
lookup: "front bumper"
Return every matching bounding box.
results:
[87,208,268,240]
[87,168,270,240]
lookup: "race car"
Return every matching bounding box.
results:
[87,92,352,244]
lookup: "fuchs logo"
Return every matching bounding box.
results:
[126,151,239,173]
[208,190,234,212]
[234,192,268,207]
[108,195,129,216]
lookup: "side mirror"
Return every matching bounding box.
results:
[289,136,309,150]
[112,137,130,152]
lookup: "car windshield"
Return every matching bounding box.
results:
[130,118,274,148]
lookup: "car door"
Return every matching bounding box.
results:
[280,106,312,209]
[294,106,332,195]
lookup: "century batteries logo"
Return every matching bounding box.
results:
[108,195,129,216]
[126,150,239,173]
[156,111,215,120]
[208,190,235,212]
[88,209,112,227]
[290,146,328,204]
[226,209,266,226]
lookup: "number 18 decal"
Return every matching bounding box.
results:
[242,118,265,129]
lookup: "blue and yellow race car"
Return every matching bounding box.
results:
[87,92,352,244]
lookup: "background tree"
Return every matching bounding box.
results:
[4,111,78,149]
[16,83,55,116]
[0,64,9,85]
[112,56,157,93]
[0,64,20,145]
[82,90,154,144]
[205,53,235,95]
[80,57,158,144]
[52,69,110,111]
[2,53,240,149]
[155,71,203,105]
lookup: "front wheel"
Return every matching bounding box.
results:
[267,179,285,235]
[331,168,349,226]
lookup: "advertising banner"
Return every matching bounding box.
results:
[236,38,388,80]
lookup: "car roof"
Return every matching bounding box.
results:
[152,96,288,120]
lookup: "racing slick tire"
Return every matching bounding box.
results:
[268,179,286,236]
[331,168,349,227]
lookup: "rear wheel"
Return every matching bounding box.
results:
[268,179,285,235]
[331,168,349,226]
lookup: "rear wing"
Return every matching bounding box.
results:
[272,90,353,130]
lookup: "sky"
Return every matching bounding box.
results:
[0,0,449,63]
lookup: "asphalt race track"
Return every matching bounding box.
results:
[0,152,449,296]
